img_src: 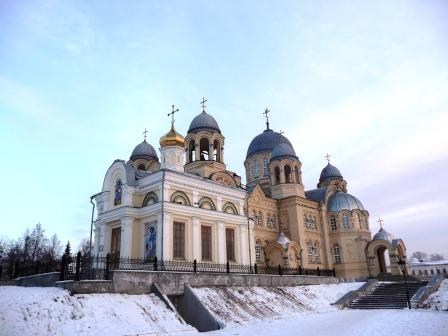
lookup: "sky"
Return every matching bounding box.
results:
[0,0,447,257]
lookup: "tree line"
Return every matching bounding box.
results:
[410,251,445,262]
[0,223,90,262]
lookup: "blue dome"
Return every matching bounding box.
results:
[271,143,297,161]
[319,163,343,182]
[246,129,293,159]
[327,191,364,212]
[130,141,159,161]
[188,111,221,133]
[372,228,395,242]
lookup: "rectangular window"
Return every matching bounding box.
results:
[173,222,185,259]
[225,228,235,262]
[263,158,268,176]
[201,226,212,261]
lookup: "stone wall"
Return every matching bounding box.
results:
[16,272,60,287]
[111,270,341,295]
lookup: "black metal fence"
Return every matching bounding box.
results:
[0,253,336,281]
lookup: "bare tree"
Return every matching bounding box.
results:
[45,234,63,260]
[411,251,428,262]
[430,253,445,261]
[29,223,47,261]
[78,238,91,256]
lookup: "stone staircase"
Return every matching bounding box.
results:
[348,275,427,309]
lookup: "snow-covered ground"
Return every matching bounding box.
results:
[1,282,447,336]
[425,279,448,311]
[193,282,363,326]
[0,286,195,336]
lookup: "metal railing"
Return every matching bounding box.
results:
[0,253,336,281]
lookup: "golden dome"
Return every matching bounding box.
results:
[159,123,185,147]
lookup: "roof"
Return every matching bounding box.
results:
[319,163,343,182]
[130,141,159,161]
[327,191,364,212]
[305,187,328,202]
[270,143,297,161]
[246,129,293,159]
[188,111,221,133]
[372,228,395,242]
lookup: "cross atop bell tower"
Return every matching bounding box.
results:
[200,97,207,112]
[263,108,270,130]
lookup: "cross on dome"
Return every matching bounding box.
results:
[325,153,331,163]
[200,97,207,112]
[143,128,148,141]
[167,105,179,124]
[263,108,270,130]
[377,218,384,229]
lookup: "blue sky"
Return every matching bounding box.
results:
[0,0,447,256]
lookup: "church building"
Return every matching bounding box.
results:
[93,101,408,279]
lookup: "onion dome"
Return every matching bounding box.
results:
[327,191,364,212]
[270,143,297,161]
[159,123,185,147]
[188,111,221,133]
[319,163,343,182]
[372,228,395,242]
[247,129,293,159]
[276,232,290,249]
[130,140,159,161]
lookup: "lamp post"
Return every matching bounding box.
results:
[397,257,411,309]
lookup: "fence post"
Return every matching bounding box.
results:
[193,259,197,273]
[14,260,19,279]
[278,265,282,276]
[153,256,158,271]
[226,261,230,274]
[333,268,336,277]
[59,255,66,281]
[74,252,81,281]
[317,267,320,276]
[105,253,110,280]
[254,263,258,274]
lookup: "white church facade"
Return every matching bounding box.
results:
[93,102,408,279]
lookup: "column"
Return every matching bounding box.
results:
[120,217,134,258]
[163,214,171,259]
[194,140,200,162]
[239,223,249,264]
[280,165,286,184]
[192,217,201,260]
[216,221,226,263]
[209,142,214,161]
[217,195,222,212]
[102,224,111,256]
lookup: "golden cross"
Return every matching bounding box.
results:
[143,128,148,141]
[325,153,331,163]
[200,97,207,112]
[263,108,270,129]
[377,218,384,229]
[167,105,179,124]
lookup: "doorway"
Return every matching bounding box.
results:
[376,246,390,273]
[111,227,121,258]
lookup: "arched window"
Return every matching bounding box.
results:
[222,202,238,215]
[200,138,210,160]
[255,211,262,226]
[284,165,292,183]
[254,160,259,178]
[188,140,196,162]
[342,213,351,230]
[198,197,216,210]
[213,139,221,162]
[170,191,191,206]
[247,163,252,181]
[255,239,262,263]
[114,179,122,206]
[274,166,280,185]
[263,158,269,176]
[333,245,342,264]
[307,241,313,263]
[271,215,277,228]
[295,165,300,184]
[313,242,320,264]
[330,215,337,231]
[266,213,271,228]
[142,191,158,207]
[137,164,146,171]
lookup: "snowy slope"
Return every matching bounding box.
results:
[193,282,363,326]
[0,286,196,336]
[425,279,448,311]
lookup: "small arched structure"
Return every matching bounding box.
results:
[264,232,301,268]
[366,228,407,277]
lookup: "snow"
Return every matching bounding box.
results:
[193,282,363,326]
[424,279,448,311]
[0,286,195,336]
[1,282,447,336]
